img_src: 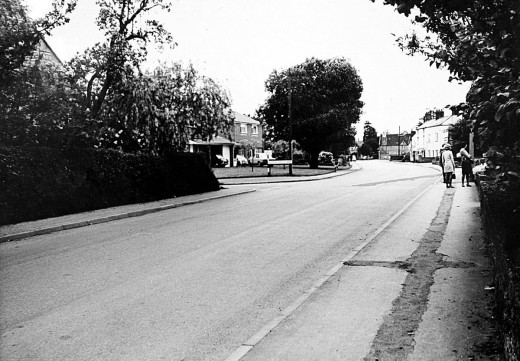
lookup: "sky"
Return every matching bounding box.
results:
[25,0,471,139]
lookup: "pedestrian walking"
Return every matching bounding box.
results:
[460,144,473,187]
[441,143,456,188]
[439,144,446,183]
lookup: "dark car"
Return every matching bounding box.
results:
[211,154,228,167]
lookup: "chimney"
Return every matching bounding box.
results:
[435,109,444,119]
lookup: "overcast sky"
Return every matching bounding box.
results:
[25,0,471,139]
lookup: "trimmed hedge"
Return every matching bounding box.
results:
[0,146,220,226]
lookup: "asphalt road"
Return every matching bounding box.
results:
[0,161,440,361]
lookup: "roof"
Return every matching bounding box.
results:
[382,133,411,146]
[417,114,460,130]
[36,38,63,66]
[234,112,259,125]
[189,135,234,145]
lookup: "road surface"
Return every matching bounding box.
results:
[0,161,441,360]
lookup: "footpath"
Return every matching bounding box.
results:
[0,163,503,360]
[226,172,503,361]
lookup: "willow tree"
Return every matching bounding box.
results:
[96,63,234,155]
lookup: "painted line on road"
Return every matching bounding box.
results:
[224,179,440,361]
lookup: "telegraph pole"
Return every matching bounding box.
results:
[288,75,293,176]
[398,126,401,157]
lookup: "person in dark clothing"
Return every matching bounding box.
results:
[439,145,445,183]
[460,144,473,187]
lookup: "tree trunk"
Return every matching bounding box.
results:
[309,152,319,169]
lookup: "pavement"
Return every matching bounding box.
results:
[0,162,501,360]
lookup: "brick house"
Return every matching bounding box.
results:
[378,132,411,160]
[232,112,264,161]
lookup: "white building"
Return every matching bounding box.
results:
[411,110,461,162]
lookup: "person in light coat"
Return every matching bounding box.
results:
[441,143,456,188]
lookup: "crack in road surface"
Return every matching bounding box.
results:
[362,190,455,361]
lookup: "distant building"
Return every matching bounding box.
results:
[410,109,461,162]
[379,132,411,160]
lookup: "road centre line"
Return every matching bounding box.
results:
[224,178,441,361]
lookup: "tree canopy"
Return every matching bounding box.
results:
[96,63,234,155]
[374,0,520,158]
[257,57,363,168]
[69,0,175,118]
[362,121,379,157]
[0,0,81,146]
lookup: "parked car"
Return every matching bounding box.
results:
[211,154,228,167]
[248,153,270,166]
[236,155,248,166]
[318,151,335,165]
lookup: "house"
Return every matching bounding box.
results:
[233,112,264,160]
[379,132,411,160]
[410,109,461,162]
[34,38,63,66]
[188,112,264,167]
[23,38,63,68]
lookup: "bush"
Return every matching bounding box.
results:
[477,173,520,359]
[0,146,220,225]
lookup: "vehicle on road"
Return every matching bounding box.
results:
[212,154,228,167]
[236,155,248,166]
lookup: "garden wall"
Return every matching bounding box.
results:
[0,146,220,226]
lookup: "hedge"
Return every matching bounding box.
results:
[477,173,520,360]
[0,146,220,226]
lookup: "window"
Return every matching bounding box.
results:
[240,124,247,134]
[251,125,258,135]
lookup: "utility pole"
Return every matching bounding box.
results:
[398,126,401,157]
[288,75,293,176]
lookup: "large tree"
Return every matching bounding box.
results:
[69,0,174,119]
[373,0,520,159]
[257,57,363,168]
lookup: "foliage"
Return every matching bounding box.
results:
[0,59,89,147]
[374,0,520,160]
[449,117,481,156]
[0,0,83,147]
[69,0,175,118]
[257,57,363,168]
[358,143,372,157]
[0,145,219,225]
[265,139,290,159]
[0,0,77,81]
[362,121,379,157]
[94,63,234,155]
